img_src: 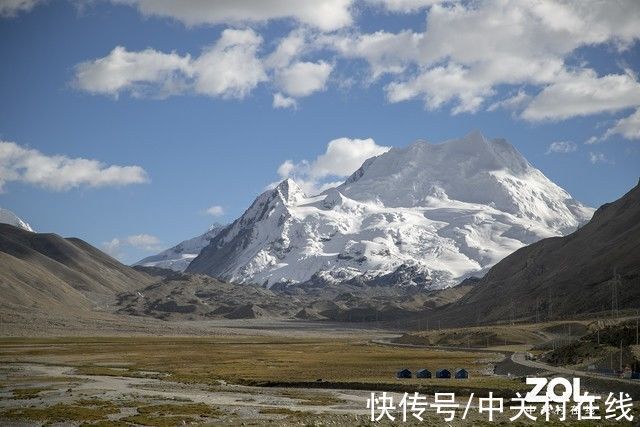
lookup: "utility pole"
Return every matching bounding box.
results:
[509,299,515,325]
[620,340,623,373]
[636,310,639,345]
[610,351,613,372]
[611,267,620,319]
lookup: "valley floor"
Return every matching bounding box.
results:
[1,319,640,425]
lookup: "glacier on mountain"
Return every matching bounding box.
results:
[187,132,594,289]
[135,224,225,271]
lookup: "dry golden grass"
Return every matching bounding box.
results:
[398,324,547,348]
[398,319,602,352]
[0,337,486,383]
[119,414,198,426]
[136,402,221,417]
[278,389,346,406]
[0,336,521,394]
[0,397,222,426]
[0,403,119,423]
[10,386,51,399]
[0,374,76,385]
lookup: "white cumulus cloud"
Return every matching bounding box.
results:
[273,93,297,109]
[276,137,390,194]
[0,0,43,17]
[275,61,333,98]
[365,0,445,13]
[74,46,192,98]
[522,70,640,121]
[264,29,309,70]
[74,29,266,100]
[0,140,149,192]
[487,90,532,113]
[191,29,267,99]
[603,108,640,141]
[385,63,495,114]
[323,30,423,79]
[113,0,354,32]
[205,205,225,217]
[327,0,640,118]
[126,234,162,250]
[102,233,162,258]
[70,0,640,120]
[589,152,611,165]
[546,141,577,154]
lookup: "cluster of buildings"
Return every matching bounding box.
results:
[396,368,468,379]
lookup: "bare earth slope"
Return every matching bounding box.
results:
[0,223,153,315]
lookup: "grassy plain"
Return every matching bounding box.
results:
[0,334,530,425]
[1,329,638,425]
[0,335,515,392]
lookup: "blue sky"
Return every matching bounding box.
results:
[1,0,639,263]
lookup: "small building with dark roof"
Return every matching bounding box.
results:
[455,368,469,379]
[416,368,431,378]
[436,368,451,379]
[396,368,412,379]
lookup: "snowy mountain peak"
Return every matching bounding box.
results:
[337,133,551,218]
[275,178,306,205]
[208,222,224,232]
[188,133,594,289]
[0,208,34,232]
[463,129,485,142]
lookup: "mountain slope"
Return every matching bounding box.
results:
[135,224,225,271]
[0,208,34,232]
[0,224,153,314]
[188,132,593,288]
[433,180,640,326]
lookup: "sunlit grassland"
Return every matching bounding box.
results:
[0,336,523,394]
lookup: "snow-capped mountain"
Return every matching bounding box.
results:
[135,224,225,272]
[0,208,34,232]
[187,132,594,289]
